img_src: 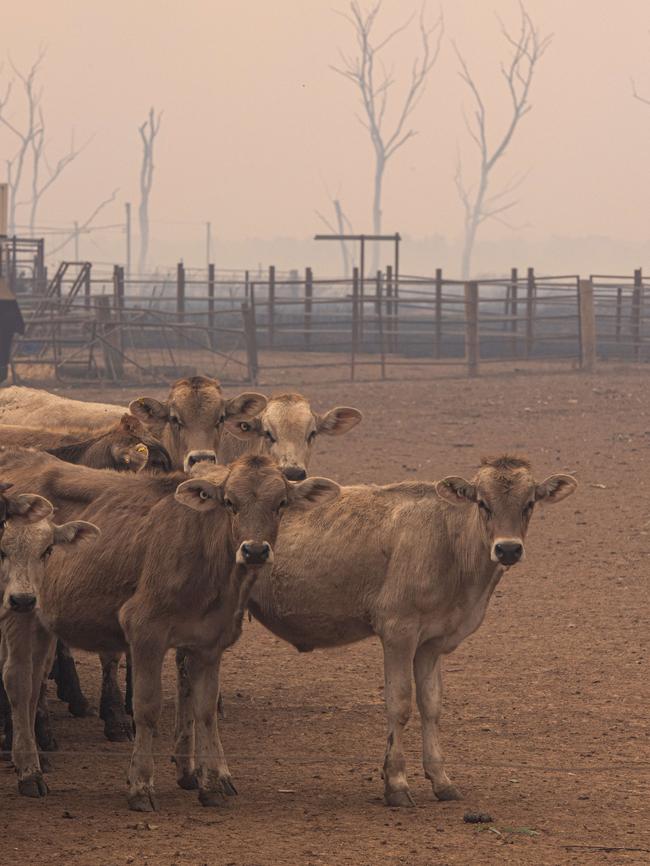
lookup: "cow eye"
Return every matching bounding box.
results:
[41,545,53,560]
[0,520,6,530]
[265,430,276,444]
[307,431,317,443]
[239,422,251,433]
[478,500,492,517]
[199,490,210,501]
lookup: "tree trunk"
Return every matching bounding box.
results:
[371,155,384,275]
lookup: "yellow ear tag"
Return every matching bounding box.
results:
[135,443,149,455]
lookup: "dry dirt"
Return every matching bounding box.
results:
[1,362,650,866]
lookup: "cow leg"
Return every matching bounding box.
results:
[52,641,93,718]
[413,643,461,801]
[187,649,236,807]
[35,677,58,753]
[381,636,417,807]
[173,648,197,790]
[125,636,166,812]
[99,652,133,742]
[125,650,133,716]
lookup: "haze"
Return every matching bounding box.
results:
[2,0,649,275]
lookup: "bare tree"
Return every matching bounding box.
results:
[333,1,443,272]
[316,195,355,276]
[454,2,551,278]
[138,107,162,274]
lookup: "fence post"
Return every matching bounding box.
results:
[268,265,275,349]
[526,267,535,358]
[578,278,596,372]
[176,262,185,323]
[241,302,258,384]
[385,264,393,351]
[632,267,643,362]
[376,270,386,380]
[84,263,91,309]
[97,294,124,381]
[510,267,518,356]
[464,280,479,377]
[304,266,313,351]
[112,265,124,310]
[434,267,442,359]
[208,263,216,349]
[351,266,360,381]
[615,285,622,344]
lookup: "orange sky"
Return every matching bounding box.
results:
[2,0,650,272]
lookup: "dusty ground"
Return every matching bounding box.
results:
[1,361,650,865]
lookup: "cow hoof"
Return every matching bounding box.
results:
[384,788,416,808]
[127,788,158,812]
[104,718,134,742]
[177,771,199,791]
[435,784,462,801]
[198,788,227,807]
[18,773,49,798]
[220,775,237,797]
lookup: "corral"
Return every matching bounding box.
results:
[0,362,647,865]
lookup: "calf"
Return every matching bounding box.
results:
[0,448,339,808]
[219,392,362,480]
[220,455,576,807]
[0,508,99,796]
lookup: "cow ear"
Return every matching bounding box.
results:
[7,493,53,523]
[225,392,267,419]
[316,407,362,436]
[53,520,100,546]
[288,477,340,509]
[119,413,141,434]
[435,476,477,505]
[128,397,169,424]
[224,416,263,441]
[535,474,577,504]
[175,478,223,511]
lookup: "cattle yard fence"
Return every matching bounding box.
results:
[7,261,650,386]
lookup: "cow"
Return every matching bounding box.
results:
[0,481,54,535]
[0,377,267,471]
[219,392,362,480]
[0,447,339,808]
[177,455,575,808]
[0,414,172,472]
[0,506,100,796]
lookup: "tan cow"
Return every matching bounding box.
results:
[219,392,362,480]
[0,448,339,808]
[0,377,267,471]
[0,508,100,796]
[194,455,575,807]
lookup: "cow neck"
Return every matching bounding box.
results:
[444,500,501,594]
[175,505,235,598]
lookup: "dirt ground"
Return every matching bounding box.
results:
[1,361,650,866]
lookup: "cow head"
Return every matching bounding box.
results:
[111,415,172,473]
[435,456,577,567]
[0,499,100,616]
[226,393,362,481]
[129,376,267,473]
[175,454,340,567]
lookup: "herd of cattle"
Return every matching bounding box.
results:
[0,375,577,812]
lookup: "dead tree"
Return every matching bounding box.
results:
[316,196,355,276]
[333,1,443,272]
[454,1,551,278]
[137,107,162,274]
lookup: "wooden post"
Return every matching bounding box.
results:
[245,269,250,301]
[385,264,393,352]
[351,266,359,381]
[208,263,216,349]
[96,294,124,381]
[84,263,91,310]
[434,267,442,359]
[241,302,258,384]
[510,267,518,356]
[578,278,596,372]
[526,267,535,358]
[113,265,124,310]
[176,261,185,323]
[376,270,386,380]
[464,280,479,377]
[632,267,642,361]
[268,265,275,349]
[304,266,313,350]
[359,236,365,341]
[615,286,622,344]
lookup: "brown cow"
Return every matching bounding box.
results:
[0,414,172,472]
[0,508,100,796]
[0,448,339,808]
[189,456,575,807]
[219,392,362,480]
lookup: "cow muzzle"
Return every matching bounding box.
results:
[236,541,274,566]
[491,539,524,566]
[184,450,218,473]
[9,593,37,613]
[282,465,307,481]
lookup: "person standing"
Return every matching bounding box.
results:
[0,276,25,384]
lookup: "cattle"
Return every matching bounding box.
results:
[219,392,362,480]
[0,506,100,796]
[0,448,339,808]
[0,377,267,471]
[190,455,576,807]
[0,414,172,472]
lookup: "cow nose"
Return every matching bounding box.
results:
[184,450,218,472]
[494,541,524,566]
[9,593,36,613]
[240,542,272,565]
[283,466,307,481]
